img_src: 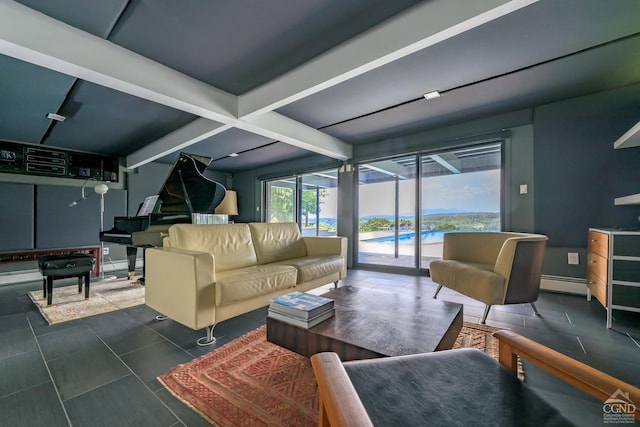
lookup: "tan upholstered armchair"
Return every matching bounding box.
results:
[430,232,548,323]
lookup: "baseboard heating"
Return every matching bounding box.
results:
[540,275,587,295]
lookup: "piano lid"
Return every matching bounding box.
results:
[157,152,226,214]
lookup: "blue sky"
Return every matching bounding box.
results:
[356,170,500,217]
[317,169,500,218]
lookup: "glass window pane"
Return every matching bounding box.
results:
[420,143,502,269]
[300,170,338,236]
[266,178,295,223]
[357,156,417,267]
[264,169,339,236]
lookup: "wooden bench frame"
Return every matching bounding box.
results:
[311,330,640,426]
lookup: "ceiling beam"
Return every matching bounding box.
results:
[236,112,351,160]
[362,160,410,179]
[430,154,461,174]
[238,0,539,119]
[126,119,232,169]
[0,1,238,124]
[0,1,353,167]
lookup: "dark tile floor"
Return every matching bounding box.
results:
[0,268,638,426]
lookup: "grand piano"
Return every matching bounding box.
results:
[100,153,226,279]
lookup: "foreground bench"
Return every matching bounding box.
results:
[311,330,640,426]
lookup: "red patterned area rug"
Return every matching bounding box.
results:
[453,321,525,381]
[158,325,317,426]
[159,321,521,426]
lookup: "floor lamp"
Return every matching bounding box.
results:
[69,180,115,280]
[93,183,113,280]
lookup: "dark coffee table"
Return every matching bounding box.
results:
[266,286,463,361]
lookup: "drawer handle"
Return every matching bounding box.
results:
[589,260,596,264]
[587,280,595,285]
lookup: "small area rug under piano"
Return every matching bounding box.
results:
[28,277,144,325]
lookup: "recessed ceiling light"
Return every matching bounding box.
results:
[228,153,239,157]
[46,113,66,122]
[423,91,441,100]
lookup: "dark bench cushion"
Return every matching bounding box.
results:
[343,348,576,427]
[38,254,95,278]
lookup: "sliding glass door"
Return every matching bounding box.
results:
[420,143,502,269]
[357,156,417,268]
[264,169,338,236]
[356,142,502,271]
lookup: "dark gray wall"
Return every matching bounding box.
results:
[0,182,126,251]
[534,84,640,249]
[0,161,230,266]
[533,84,640,277]
[36,184,126,248]
[126,162,171,216]
[0,183,34,251]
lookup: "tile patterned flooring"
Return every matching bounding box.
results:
[0,268,638,426]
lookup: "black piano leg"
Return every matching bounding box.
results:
[126,246,137,280]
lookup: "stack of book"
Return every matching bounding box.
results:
[268,292,335,328]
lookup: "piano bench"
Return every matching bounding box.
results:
[38,254,96,306]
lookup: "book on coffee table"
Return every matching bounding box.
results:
[268,307,335,329]
[270,292,334,319]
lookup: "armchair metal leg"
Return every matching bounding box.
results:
[334,280,339,289]
[481,305,492,324]
[530,302,541,317]
[197,324,217,346]
[433,285,443,299]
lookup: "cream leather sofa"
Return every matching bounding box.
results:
[145,222,348,345]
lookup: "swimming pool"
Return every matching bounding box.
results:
[364,229,494,244]
[364,230,447,244]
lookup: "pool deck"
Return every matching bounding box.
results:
[357,252,440,269]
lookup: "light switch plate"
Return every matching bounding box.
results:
[519,184,528,194]
[568,252,579,265]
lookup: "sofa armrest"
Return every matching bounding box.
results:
[145,247,216,330]
[303,236,347,256]
[303,236,348,277]
[494,330,640,420]
[310,352,374,427]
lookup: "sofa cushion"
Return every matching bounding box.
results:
[272,255,344,284]
[248,222,307,264]
[429,259,506,305]
[165,223,257,272]
[215,264,298,306]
